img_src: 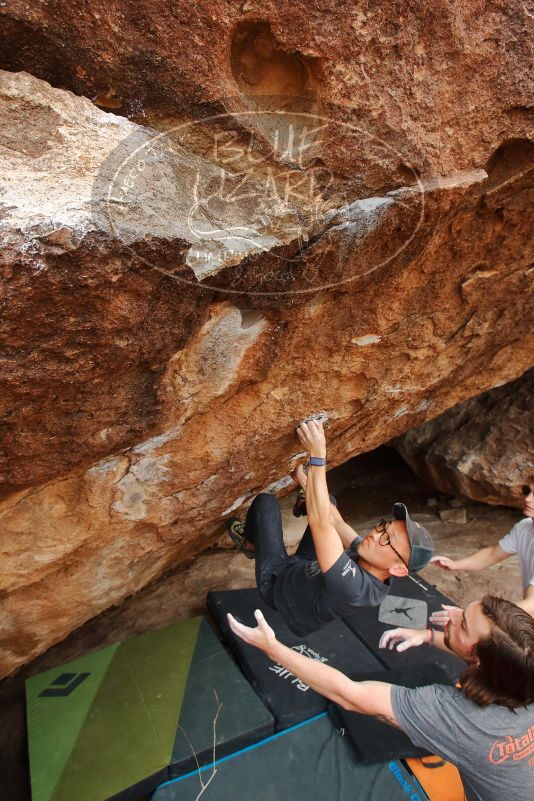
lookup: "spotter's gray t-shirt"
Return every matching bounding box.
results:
[392,683,534,801]
[499,518,534,594]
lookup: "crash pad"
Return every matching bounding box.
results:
[207,588,384,730]
[343,575,465,680]
[329,663,453,763]
[26,617,273,801]
[152,713,430,801]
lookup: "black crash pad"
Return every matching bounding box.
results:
[152,713,429,801]
[207,589,383,730]
[343,575,465,680]
[329,663,453,764]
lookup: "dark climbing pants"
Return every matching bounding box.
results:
[243,492,336,610]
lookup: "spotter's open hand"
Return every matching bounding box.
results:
[429,555,458,571]
[227,609,277,653]
[379,627,431,652]
[429,604,462,627]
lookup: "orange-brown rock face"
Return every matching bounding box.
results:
[0,1,531,178]
[394,370,534,507]
[0,1,533,677]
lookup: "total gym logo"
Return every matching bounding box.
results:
[39,672,90,698]
[489,726,534,765]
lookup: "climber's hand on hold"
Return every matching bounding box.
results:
[292,464,308,491]
[296,418,326,458]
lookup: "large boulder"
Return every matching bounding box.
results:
[0,0,532,677]
[0,2,532,180]
[394,370,534,507]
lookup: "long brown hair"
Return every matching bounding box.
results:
[461,595,534,709]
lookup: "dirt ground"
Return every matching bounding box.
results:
[0,447,523,801]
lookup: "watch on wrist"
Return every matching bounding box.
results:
[308,456,327,467]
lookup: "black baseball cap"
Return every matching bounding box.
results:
[392,502,434,572]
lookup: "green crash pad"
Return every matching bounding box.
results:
[26,617,273,801]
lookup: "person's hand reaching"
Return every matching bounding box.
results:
[292,464,308,491]
[379,627,431,652]
[430,555,459,571]
[227,609,278,655]
[296,419,326,458]
[429,604,462,627]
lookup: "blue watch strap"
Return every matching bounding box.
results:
[308,456,327,466]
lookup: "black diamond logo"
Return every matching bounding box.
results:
[39,672,90,697]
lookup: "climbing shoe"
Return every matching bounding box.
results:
[292,487,307,518]
[226,517,255,559]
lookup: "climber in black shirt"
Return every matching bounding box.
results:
[229,418,434,636]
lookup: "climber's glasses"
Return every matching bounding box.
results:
[374,519,409,567]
